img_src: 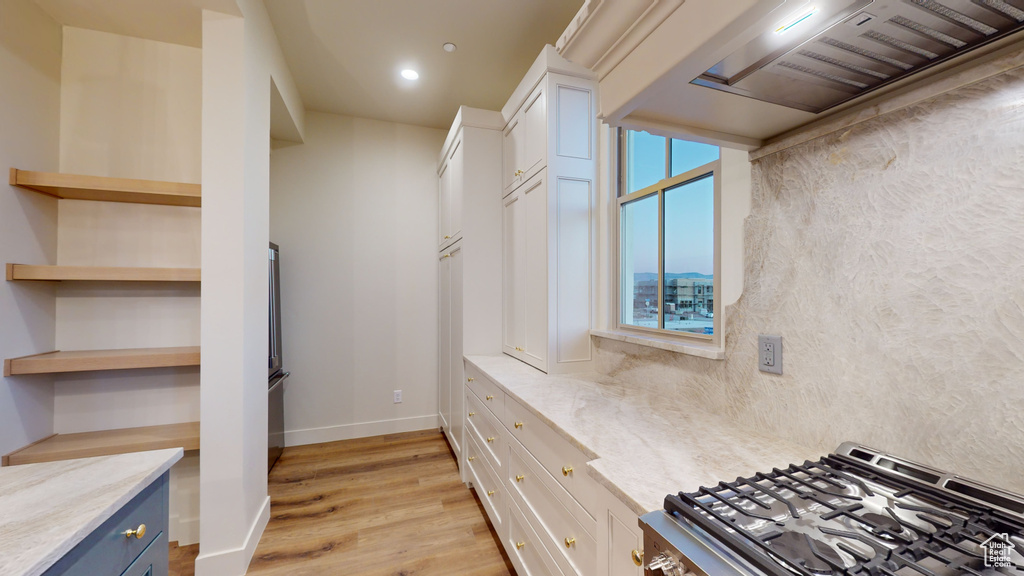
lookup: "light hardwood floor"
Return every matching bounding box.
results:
[170,430,515,576]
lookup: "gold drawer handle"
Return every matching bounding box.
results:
[468,412,475,417]
[564,537,576,548]
[123,524,147,539]
[444,235,451,239]
[516,541,526,550]
[632,549,644,566]
[441,253,451,259]
[487,490,495,497]
[514,346,523,352]
[514,422,523,429]
[468,456,475,461]
[562,465,573,477]
[467,377,474,382]
[486,437,495,443]
[486,395,494,401]
[515,474,525,482]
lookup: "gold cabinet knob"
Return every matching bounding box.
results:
[516,541,526,550]
[487,490,495,497]
[468,456,475,461]
[515,474,525,482]
[514,422,523,429]
[444,235,451,239]
[632,549,644,566]
[441,253,451,259]
[467,377,474,382]
[486,437,495,443]
[468,412,475,417]
[486,395,494,401]
[123,524,147,539]
[562,465,573,477]
[514,346,523,352]
[564,537,576,548]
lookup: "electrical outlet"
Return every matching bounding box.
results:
[758,335,783,375]
[393,390,402,403]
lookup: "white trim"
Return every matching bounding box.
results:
[591,329,724,360]
[169,514,200,547]
[284,414,441,447]
[193,496,270,576]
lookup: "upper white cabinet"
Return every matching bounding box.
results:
[501,46,598,374]
[436,107,505,473]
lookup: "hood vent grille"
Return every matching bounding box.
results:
[692,0,1024,113]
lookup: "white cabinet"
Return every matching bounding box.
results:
[436,107,504,476]
[500,47,597,374]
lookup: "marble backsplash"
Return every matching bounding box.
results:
[595,63,1024,495]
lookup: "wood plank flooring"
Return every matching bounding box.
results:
[169,430,515,576]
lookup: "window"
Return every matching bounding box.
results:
[618,130,720,341]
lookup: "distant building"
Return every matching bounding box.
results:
[633,277,713,318]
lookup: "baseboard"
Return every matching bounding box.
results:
[193,496,270,576]
[284,414,441,447]
[169,513,200,546]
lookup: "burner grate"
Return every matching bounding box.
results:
[665,455,1024,576]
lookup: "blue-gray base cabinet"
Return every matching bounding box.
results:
[43,472,169,576]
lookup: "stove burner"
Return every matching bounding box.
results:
[860,511,904,539]
[765,532,844,574]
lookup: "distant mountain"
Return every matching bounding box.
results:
[634,272,712,281]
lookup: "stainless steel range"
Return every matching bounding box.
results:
[640,443,1024,576]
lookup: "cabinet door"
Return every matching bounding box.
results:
[502,116,522,197]
[449,244,464,460]
[438,252,452,430]
[521,83,547,184]
[523,172,548,370]
[449,138,464,245]
[502,192,525,358]
[438,160,452,248]
[607,507,643,576]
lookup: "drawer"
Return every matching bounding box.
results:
[466,391,504,475]
[465,432,505,532]
[119,529,168,576]
[508,444,596,576]
[44,473,168,576]
[504,396,598,516]
[507,498,565,576]
[465,362,504,420]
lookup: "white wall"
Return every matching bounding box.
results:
[0,0,61,458]
[52,26,203,545]
[270,111,445,446]
[198,2,304,573]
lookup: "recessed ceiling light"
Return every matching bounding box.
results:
[401,69,419,80]
[442,42,457,53]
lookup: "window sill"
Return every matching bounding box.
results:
[590,329,725,360]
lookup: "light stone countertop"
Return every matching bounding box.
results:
[0,448,183,576]
[465,355,817,516]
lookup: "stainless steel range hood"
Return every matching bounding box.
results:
[692,0,1024,113]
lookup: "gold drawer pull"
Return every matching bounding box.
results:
[514,422,523,429]
[444,235,451,239]
[486,395,494,401]
[468,456,475,461]
[515,474,525,482]
[516,541,526,550]
[467,377,474,382]
[514,346,523,352]
[123,524,147,539]
[486,437,495,443]
[632,549,644,566]
[468,412,475,417]
[562,465,573,477]
[487,490,495,497]
[564,537,576,548]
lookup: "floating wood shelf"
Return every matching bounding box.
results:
[4,346,200,377]
[9,168,201,207]
[2,422,200,466]
[6,264,201,282]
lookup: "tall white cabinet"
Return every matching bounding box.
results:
[437,107,504,471]
[501,47,598,374]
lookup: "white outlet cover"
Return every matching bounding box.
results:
[758,335,783,375]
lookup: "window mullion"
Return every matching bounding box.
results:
[658,188,665,331]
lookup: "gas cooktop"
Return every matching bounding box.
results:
[641,443,1024,576]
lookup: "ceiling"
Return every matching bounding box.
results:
[30,0,240,47]
[263,0,583,129]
